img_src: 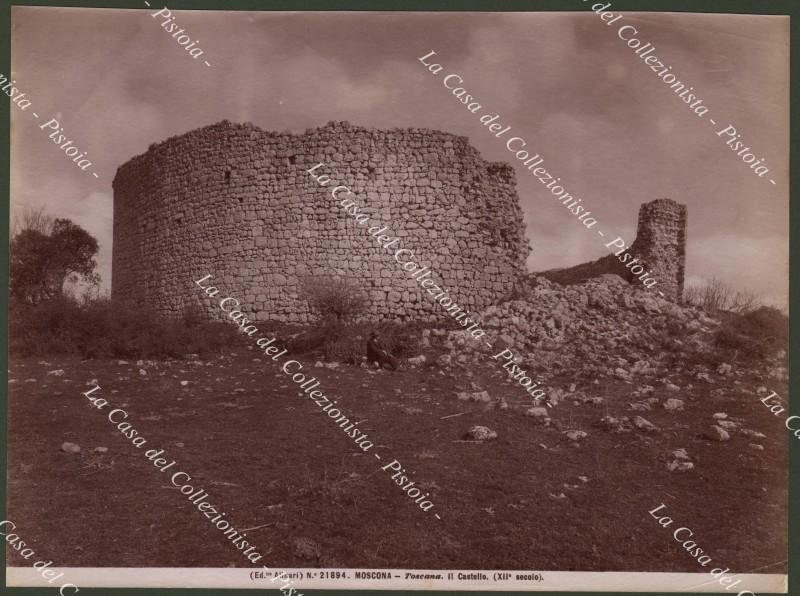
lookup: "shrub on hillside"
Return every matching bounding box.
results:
[683,278,760,313]
[713,306,788,361]
[289,320,424,364]
[294,275,426,364]
[324,333,364,365]
[301,275,368,322]
[9,297,240,359]
[288,318,345,354]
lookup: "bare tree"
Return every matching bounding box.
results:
[11,206,54,238]
[684,277,760,314]
[301,275,368,322]
[728,289,760,313]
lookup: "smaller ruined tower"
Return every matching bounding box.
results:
[538,198,687,301]
[630,198,687,301]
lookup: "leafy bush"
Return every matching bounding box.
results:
[11,216,100,305]
[288,318,344,354]
[713,306,788,361]
[301,275,368,322]
[324,333,364,365]
[9,296,240,359]
[384,325,425,357]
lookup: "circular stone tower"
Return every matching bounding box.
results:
[112,120,530,322]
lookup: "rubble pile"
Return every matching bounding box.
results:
[437,274,722,378]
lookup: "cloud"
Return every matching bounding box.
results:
[9,8,789,308]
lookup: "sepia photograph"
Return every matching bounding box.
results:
[2,1,793,593]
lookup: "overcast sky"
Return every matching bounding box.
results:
[9,7,789,306]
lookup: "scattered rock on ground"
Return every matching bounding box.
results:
[633,416,658,432]
[629,401,652,411]
[457,391,491,403]
[663,398,685,411]
[696,372,713,383]
[577,395,604,406]
[717,363,733,375]
[492,397,509,410]
[667,460,694,472]
[614,368,632,382]
[595,416,631,433]
[61,442,81,454]
[741,429,767,439]
[465,426,497,441]
[564,430,587,442]
[525,407,550,423]
[436,354,452,367]
[671,448,690,461]
[665,448,693,472]
[293,537,323,560]
[708,425,731,441]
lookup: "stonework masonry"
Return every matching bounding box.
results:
[112,120,530,322]
[539,198,687,301]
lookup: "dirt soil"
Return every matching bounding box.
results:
[6,348,788,572]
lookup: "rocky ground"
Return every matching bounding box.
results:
[6,318,789,572]
[436,275,750,380]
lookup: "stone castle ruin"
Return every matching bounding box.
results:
[112,121,686,322]
[113,121,529,322]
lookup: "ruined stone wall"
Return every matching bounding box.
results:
[112,120,530,322]
[539,198,687,300]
